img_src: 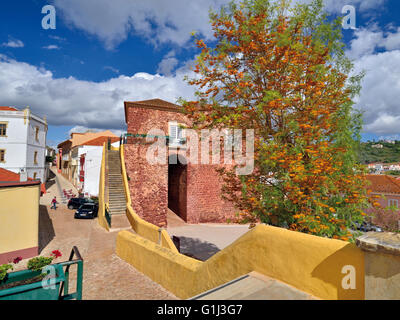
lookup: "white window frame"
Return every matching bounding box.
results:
[0,122,8,137]
[168,122,186,148]
[388,199,398,208]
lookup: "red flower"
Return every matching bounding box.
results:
[13,257,22,264]
[51,250,62,259]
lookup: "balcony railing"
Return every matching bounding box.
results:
[120,133,186,147]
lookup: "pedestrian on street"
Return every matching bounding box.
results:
[51,196,58,210]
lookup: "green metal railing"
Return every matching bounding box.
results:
[105,204,112,228]
[120,133,186,146]
[58,246,84,300]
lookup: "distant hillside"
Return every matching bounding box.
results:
[359,141,400,164]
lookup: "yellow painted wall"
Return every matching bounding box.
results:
[116,224,365,300]
[117,143,364,300]
[0,184,40,254]
[97,143,109,231]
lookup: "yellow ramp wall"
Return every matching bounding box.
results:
[0,185,40,255]
[97,142,109,231]
[121,144,178,252]
[116,224,365,300]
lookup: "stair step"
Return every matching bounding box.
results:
[109,204,127,207]
[110,211,127,215]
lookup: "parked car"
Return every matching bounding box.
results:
[355,221,383,233]
[74,203,98,219]
[67,197,94,210]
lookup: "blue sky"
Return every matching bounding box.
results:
[0,0,400,147]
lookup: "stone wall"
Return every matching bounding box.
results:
[124,105,239,226]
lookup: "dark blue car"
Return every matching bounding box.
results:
[74,203,98,219]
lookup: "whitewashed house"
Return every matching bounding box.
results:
[0,106,48,182]
[57,133,119,196]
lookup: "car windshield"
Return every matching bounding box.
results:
[81,205,93,210]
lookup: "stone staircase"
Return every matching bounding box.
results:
[106,149,130,230]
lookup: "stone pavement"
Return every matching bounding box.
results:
[191,272,318,300]
[167,210,251,261]
[14,168,177,300]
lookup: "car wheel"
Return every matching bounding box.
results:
[68,205,74,210]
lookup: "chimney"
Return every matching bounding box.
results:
[20,168,27,182]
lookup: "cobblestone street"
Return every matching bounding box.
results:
[19,168,178,300]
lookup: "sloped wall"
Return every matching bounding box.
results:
[116,224,365,300]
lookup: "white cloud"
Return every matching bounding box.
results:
[104,66,119,74]
[0,55,195,131]
[342,23,400,135]
[2,37,24,48]
[321,0,386,13]
[49,35,67,42]
[157,51,179,76]
[51,0,387,50]
[52,0,231,49]
[353,50,400,135]
[42,45,60,50]
[347,26,400,59]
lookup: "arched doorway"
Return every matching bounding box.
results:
[168,154,187,221]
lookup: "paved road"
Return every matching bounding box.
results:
[15,168,177,300]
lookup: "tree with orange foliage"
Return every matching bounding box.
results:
[180,0,372,241]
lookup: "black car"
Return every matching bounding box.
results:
[74,203,98,219]
[67,197,94,210]
[355,221,383,233]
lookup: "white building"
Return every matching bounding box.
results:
[57,132,119,197]
[71,145,104,197]
[0,106,48,182]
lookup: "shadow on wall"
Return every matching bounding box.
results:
[38,205,55,253]
[45,170,56,189]
[311,244,365,300]
[178,236,220,261]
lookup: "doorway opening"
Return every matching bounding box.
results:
[168,154,187,221]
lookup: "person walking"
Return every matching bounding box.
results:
[51,196,58,210]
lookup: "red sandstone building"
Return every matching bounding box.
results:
[123,99,238,227]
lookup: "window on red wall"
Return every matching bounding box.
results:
[388,199,398,208]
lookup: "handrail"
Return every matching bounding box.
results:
[58,246,84,300]
[105,203,112,227]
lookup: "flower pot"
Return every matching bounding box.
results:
[0,264,65,300]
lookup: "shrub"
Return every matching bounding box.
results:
[27,257,54,272]
[0,264,13,281]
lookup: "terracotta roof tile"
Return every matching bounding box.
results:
[133,99,181,109]
[82,136,120,146]
[0,106,18,111]
[0,168,21,182]
[0,168,41,188]
[124,98,183,122]
[366,174,400,194]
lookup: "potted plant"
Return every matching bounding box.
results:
[0,250,64,300]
